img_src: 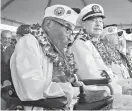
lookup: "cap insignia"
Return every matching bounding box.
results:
[92,5,102,13]
[108,27,114,33]
[54,7,65,16]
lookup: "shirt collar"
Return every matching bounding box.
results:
[81,29,101,42]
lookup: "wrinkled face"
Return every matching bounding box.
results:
[1,31,12,46]
[49,19,74,47]
[82,16,104,37]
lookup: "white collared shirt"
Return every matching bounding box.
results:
[71,38,114,80]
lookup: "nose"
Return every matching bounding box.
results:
[95,19,103,26]
[95,20,101,26]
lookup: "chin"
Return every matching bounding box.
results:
[92,33,101,37]
[94,32,102,36]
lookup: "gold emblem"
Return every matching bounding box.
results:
[92,5,101,13]
[54,7,65,16]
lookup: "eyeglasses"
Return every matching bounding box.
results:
[51,19,73,36]
[2,37,11,41]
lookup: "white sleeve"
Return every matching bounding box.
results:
[71,39,104,80]
[11,35,72,101]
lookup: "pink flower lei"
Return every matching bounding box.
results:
[29,24,78,80]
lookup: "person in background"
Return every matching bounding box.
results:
[10,5,82,110]
[103,26,132,97]
[3,24,30,65]
[3,38,17,64]
[1,30,12,110]
[103,25,130,79]
[125,33,132,77]
[1,30,12,85]
[16,24,30,41]
[1,30,12,51]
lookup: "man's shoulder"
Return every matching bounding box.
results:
[73,35,92,49]
[77,33,89,42]
[18,34,38,45]
[21,33,36,41]
[15,34,39,50]
[76,34,90,43]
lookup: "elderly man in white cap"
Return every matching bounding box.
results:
[72,4,110,79]
[71,4,132,109]
[103,25,132,95]
[71,4,124,94]
[103,25,130,79]
[10,4,82,110]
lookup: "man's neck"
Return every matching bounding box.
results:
[53,40,66,57]
[47,36,65,58]
[45,31,66,58]
[88,34,101,42]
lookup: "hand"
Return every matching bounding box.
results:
[69,74,84,87]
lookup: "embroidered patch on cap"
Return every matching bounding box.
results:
[92,5,102,13]
[108,27,114,33]
[54,7,65,16]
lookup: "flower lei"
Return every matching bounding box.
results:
[29,24,78,80]
[80,29,122,66]
[126,52,132,74]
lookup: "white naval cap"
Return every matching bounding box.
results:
[103,25,118,36]
[76,4,105,26]
[43,4,78,26]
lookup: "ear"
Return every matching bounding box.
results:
[45,19,52,29]
[42,19,52,31]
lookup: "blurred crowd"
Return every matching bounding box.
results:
[1,25,30,86]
